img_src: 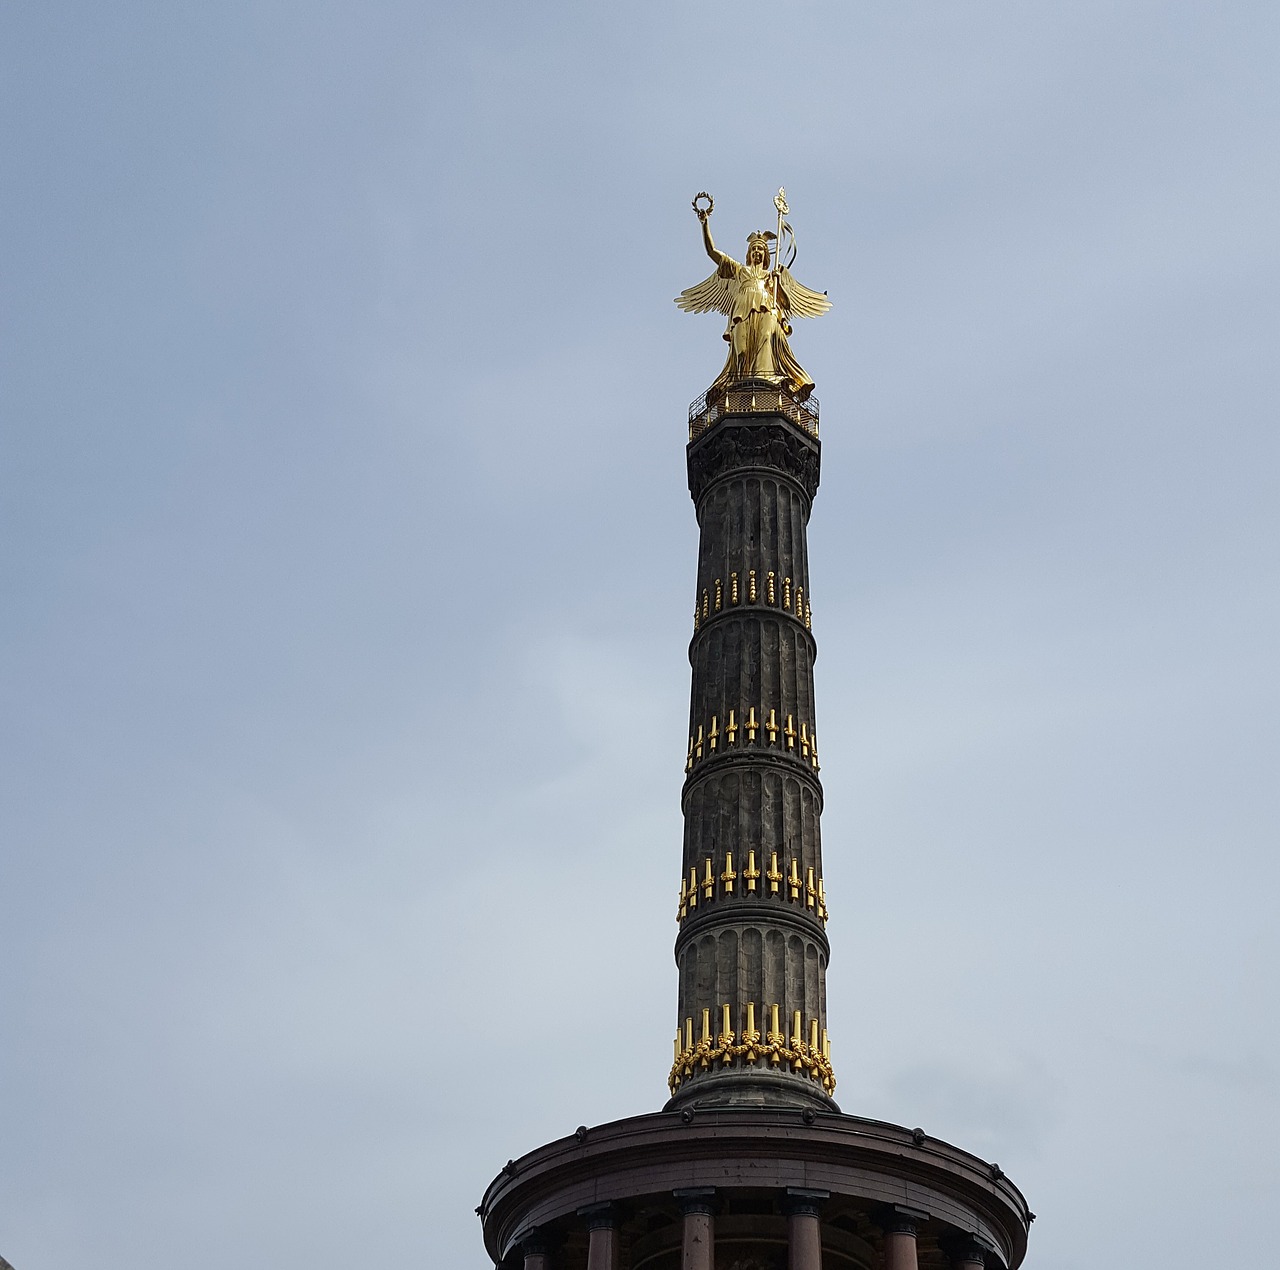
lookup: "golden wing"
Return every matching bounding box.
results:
[777,267,832,319]
[675,267,738,316]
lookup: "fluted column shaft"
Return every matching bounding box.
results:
[582,1204,618,1270]
[786,1189,827,1270]
[670,413,833,1109]
[878,1209,924,1270]
[883,1231,918,1270]
[677,1190,716,1270]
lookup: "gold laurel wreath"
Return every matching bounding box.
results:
[668,1032,836,1097]
[692,191,714,219]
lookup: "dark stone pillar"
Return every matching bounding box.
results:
[675,1188,716,1270]
[876,1207,926,1270]
[580,1203,619,1270]
[670,411,836,1112]
[785,1188,827,1270]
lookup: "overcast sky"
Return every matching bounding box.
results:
[3,3,1278,1268]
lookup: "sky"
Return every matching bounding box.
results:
[2,2,1278,1267]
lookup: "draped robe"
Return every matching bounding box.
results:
[676,250,830,401]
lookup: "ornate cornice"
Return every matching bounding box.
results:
[688,416,821,506]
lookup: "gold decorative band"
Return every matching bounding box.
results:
[694,573,811,630]
[677,849,828,925]
[669,1003,835,1096]
[686,709,820,773]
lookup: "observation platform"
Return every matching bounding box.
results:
[688,380,820,442]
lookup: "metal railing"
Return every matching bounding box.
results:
[688,382,820,442]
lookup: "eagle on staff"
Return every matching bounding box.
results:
[676,189,831,402]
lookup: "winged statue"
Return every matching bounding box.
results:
[676,191,831,401]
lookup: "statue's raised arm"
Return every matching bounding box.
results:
[675,190,829,402]
[676,194,738,316]
[698,201,733,271]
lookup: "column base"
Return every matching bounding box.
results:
[664,1068,840,1114]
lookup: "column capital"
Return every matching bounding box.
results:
[939,1232,990,1266]
[783,1187,829,1216]
[687,414,821,505]
[874,1205,930,1236]
[519,1227,551,1256]
[673,1187,717,1216]
[577,1202,617,1231]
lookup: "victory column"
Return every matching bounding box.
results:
[478,192,1033,1270]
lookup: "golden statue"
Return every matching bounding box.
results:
[676,190,831,401]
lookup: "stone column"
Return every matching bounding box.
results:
[579,1203,619,1270]
[672,413,834,1113]
[521,1230,550,1270]
[674,1188,716,1270]
[785,1188,828,1270]
[940,1233,987,1270]
[876,1207,927,1270]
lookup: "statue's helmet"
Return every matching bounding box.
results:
[746,230,775,264]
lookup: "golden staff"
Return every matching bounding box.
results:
[772,187,789,307]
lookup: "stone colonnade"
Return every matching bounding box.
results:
[519,1195,994,1270]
